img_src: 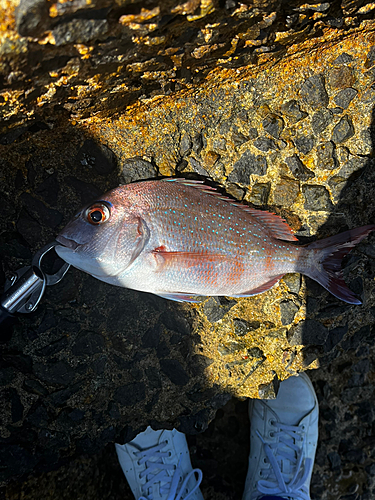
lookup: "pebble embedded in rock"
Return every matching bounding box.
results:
[204,150,220,167]
[92,357,107,375]
[225,182,245,200]
[16,208,42,245]
[323,325,348,353]
[311,108,333,134]
[285,155,314,181]
[247,127,259,139]
[64,176,102,205]
[315,141,337,170]
[287,319,329,345]
[121,158,158,184]
[146,366,162,389]
[219,340,246,355]
[231,130,249,147]
[326,175,345,202]
[159,359,189,386]
[331,115,355,143]
[36,337,69,357]
[114,383,146,406]
[160,309,191,336]
[300,75,329,108]
[262,113,284,139]
[219,121,231,135]
[280,300,299,325]
[328,66,355,89]
[334,88,357,109]
[178,408,210,435]
[337,156,366,179]
[273,178,299,206]
[77,139,116,176]
[180,132,192,156]
[258,377,279,399]
[203,296,236,322]
[33,361,76,387]
[0,126,28,145]
[333,52,353,65]
[71,331,105,357]
[294,135,315,154]
[253,137,278,152]
[280,99,308,123]
[9,388,24,423]
[26,403,49,427]
[176,159,188,172]
[189,157,209,176]
[228,151,267,183]
[282,274,301,294]
[0,234,31,260]
[302,184,333,210]
[20,193,63,228]
[23,379,49,396]
[52,19,109,46]
[35,173,60,206]
[142,323,162,349]
[192,133,204,154]
[247,182,270,205]
[213,137,227,152]
[327,451,342,470]
[0,445,39,482]
[233,318,261,336]
[365,45,375,69]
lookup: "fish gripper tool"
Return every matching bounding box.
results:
[0,242,70,338]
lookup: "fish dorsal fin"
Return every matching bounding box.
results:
[163,178,298,242]
[237,207,298,242]
[163,177,218,193]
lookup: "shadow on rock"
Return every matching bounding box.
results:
[0,121,229,486]
[297,107,375,368]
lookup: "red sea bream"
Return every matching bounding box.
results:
[55,178,375,304]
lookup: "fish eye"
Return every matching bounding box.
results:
[86,203,111,225]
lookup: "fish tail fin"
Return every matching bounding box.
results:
[304,225,375,305]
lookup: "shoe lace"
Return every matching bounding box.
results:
[136,440,203,500]
[255,422,312,500]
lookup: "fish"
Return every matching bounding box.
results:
[55,178,375,305]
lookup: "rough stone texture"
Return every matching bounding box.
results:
[285,154,315,181]
[1,0,375,499]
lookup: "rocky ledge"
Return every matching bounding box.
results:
[0,0,375,498]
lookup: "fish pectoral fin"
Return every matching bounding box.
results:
[152,248,228,270]
[153,291,205,302]
[127,216,151,268]
[232,274,284,297]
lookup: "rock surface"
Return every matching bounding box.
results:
[0,0,375,498]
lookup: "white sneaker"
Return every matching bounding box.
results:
[115,426,204,500]
[243,372,319,500]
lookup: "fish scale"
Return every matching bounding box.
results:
[55,178,375,304]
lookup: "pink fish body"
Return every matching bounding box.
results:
[55,178,375,304]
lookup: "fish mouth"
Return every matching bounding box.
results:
[55,234,80,251]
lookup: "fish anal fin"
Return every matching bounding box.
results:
[232,275,284,297]
[162,178,298,242]
[153,291,204,302]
